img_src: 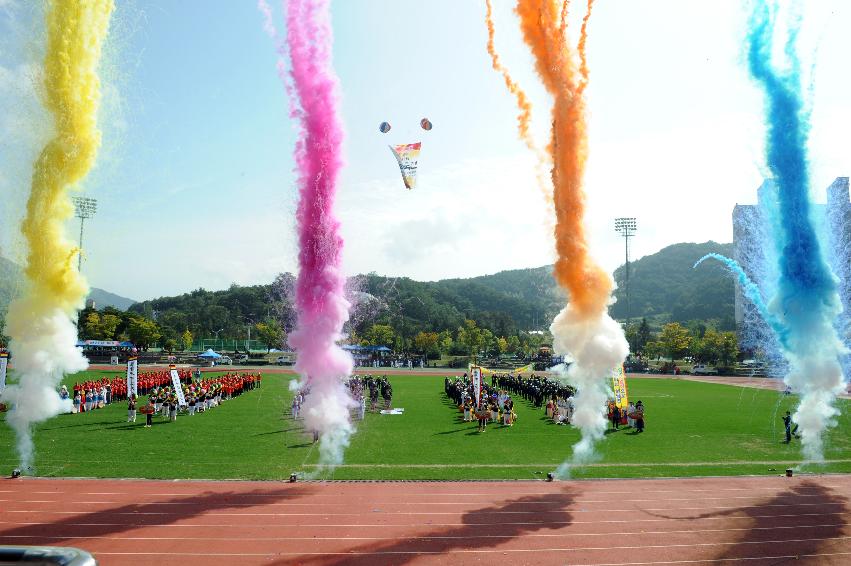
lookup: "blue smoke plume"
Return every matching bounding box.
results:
[740,0,846,461]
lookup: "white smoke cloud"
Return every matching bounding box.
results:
[774,293,847,462]
[551,303,629,478]
[3,297,85,472]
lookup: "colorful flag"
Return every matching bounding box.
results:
[389,142,422,190]
[611,364,629,410]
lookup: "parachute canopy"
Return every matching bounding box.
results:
[389,142,421,190]
[420,118,432,131]
[379,121,391,133]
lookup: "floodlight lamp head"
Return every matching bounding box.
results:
[614,217,637,234]
[71,196,98,219]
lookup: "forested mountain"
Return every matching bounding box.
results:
[0,256,136,313]
[128,242,737,343]
[2,241,740,348]
[610,241,735,328]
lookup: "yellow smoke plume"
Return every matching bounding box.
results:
[4,0,114,471]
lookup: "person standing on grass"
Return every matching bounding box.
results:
[127,395,137,423]
[477,402,488,433]
[633,401,644,433]
[627,401,635,428]
[611,404,621,430]
[144,403,153,428]
[782,411,800,443]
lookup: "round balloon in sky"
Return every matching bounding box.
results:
[379,121,391,133]
[420,118,433,131]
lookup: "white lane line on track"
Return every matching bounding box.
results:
[79,553,851,565]
[3,500,848,516]
[0,511,847,528]
[0,522,847,541]
[2,493,845,507]
[81,537,851,554]
[5,485,849,499]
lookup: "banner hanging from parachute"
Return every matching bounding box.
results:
[611,364,629,410]
[389,142,421,190]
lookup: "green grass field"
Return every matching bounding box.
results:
[1,371,850,480]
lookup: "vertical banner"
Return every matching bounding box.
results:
[0,352,8,393]
[471,365,483,406]
[126,356,138,397]
[168,364,187,406]
[611,364,629,410]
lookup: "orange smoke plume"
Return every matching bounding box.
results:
[484,0,551,201]
[515,0,609,318]
[485,0,537,152]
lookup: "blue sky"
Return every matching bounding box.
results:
[2,0,851,301]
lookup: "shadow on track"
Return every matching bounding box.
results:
[0,481,315,546]
[645,480,849,563]
[276,487,575,566]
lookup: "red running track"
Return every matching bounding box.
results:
[1,475,850,565]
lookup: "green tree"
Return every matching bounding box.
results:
[181,329,194,352]
[365,324,395,347]
[507,335,521,355]
[127,317,161,351]
[644,341,662,360]
[496,336,509,356]
[254,320,285,353]
[637,318,652,351]
[438,330,454,354]
[81,313,102,340]
[413,331,440,358]
[100,314,121,340]
[162,337,178,353]
[457,319,484,361]
[658,322,691,362]
[624,324,640,354]
[694,328,722,364]
[480,328,495,357]
[718,331,739,366]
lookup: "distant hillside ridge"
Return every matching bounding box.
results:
[610,241,735,327]
[0,256,137,312]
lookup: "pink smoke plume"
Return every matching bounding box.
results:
[275,0,355,468]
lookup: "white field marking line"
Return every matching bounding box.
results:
[3,511,849,529]
[4,500,849,516]
[5,459,851,467]
[1,523,847,542]
[296,460,851,467]
[85,537,851,555]
[1,491,846,506]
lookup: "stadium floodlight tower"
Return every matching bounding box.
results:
[614,217,637,324]
[71,196,97,273]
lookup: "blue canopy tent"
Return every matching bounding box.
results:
[197,349,222,359]
[342,345,391,353]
